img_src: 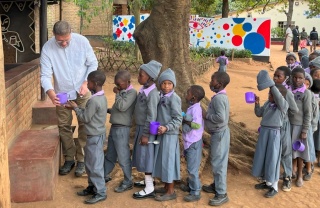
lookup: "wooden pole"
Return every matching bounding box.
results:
[0,22,12,208]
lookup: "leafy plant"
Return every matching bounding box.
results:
[271,27,285,38]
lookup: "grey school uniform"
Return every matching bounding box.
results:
[281,90,298,178]
[104,88,137,185]
[75,93,107,196]
[252,86,288,183]
[132,86,159,173]
[216,56,228,72]
[288,89,312,161]
[308,93,318,161]
[204,92,230,195]
[152,92,182,183]
[314,95,320,151]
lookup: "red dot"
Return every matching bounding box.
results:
[193,22,198,28]
[223,24,229,30]
[232,35,242,46]
[227,33,230,36]
[253,18,256,21]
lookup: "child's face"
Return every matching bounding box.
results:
[160,80,174,94]
[292,72,305,87]
[210,75,220,90]
[87,80,95,91]
[273,70,287,84]
[138,69,150,85]
[312,69,320,80]
[115,78,129,91]
[268,90,274,103]
[305,79,311,89]
[185,88,194,103]
[298,53,302,61]
[286,56,296,65]
[309,54,317,62]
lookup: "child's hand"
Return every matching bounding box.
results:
[66,101,78,109]
[300,132,307,140]
[113,87,120,94]
[255,95,260,104]
[140,135,149,146]
[158,126,167,135]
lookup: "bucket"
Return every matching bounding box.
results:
[245,92,255,104]
[57,92,68,105]
[149,121,160,135]
[292,140,305,152]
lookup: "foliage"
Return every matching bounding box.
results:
[191,0,217,17]
[271,27,285,38]
[231,0,286,15]
[102,37,135,54]
[306,0,320,18]
[190,47,252,59]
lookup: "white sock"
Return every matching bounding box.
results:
[271,181,278,191]
[266,182,272,186]
[138,175,154,195]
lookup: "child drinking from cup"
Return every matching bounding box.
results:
[202,72,231,206]
[253,70,289,198]
[67,70,107,204]
[180,85,205,202]
[152,68,183,201]
[104,70,137,192]
[132,60,162,199]
[273,66,298,192]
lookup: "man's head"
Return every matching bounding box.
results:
[53,21,72,48]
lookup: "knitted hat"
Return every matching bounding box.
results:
[158,68,176,86]
[310,57,320,69]
[305,72,313,88]
[286,52,297,60]
[298,48,308,57]
[140,60,162,80]
[257,70,275,91]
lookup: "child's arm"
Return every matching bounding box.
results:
[114,89,137,112]
[286,90,299,114]
[254,95,264,117]
[68,100,97,123]
[205,96,227,123]
[270,86,289,113]
[141,92,159,144]
[215,57,220,63]
[226,57,229,65]
[301,90,312,138]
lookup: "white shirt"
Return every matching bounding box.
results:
[286,27,293,38]
[40,33,98,100]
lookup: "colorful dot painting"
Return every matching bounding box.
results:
[113,14,271,57]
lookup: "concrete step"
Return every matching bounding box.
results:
[32,99,57,125]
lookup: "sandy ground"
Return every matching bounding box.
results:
[12,45,320,208]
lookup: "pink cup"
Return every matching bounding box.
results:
[149,121,160,135]
[245,92,255,104]
[57,93,68,104]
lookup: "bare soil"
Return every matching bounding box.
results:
[12,45,320,208]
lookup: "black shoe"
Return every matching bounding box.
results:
[264,187,278,198]
[180,183,191,192]
[114,182,133,193]
[75,162,85,177]
[184,194,201,202]
[59,161,75,175]
[254,182,271,190]
[77,186,95,196]
[202,183,216,194]
[133,180,155,187]
[208,194,229,206]
[132,190,156,200]
[84,194,107,204]
[282,177,292,192]
[105,176,112,183]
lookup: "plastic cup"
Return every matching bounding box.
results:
[149,121,160,135]
[245,92,255,104]
[292,140,305,152]
[57,92,68,105]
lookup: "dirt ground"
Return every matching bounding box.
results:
[12,45,320,208]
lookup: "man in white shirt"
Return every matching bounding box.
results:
[285,25,293,53]
[40,21,98,176]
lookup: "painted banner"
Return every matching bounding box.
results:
[112,14,271,57]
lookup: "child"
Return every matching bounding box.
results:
[132,60,162,199]
[273,66,298,192]
[152,68,183,201]
[311,79,320,166]
[253,70,289,198]
[286,53,301,71]
[180,85,205,202]
[104,70,137,192]
[298,48,309,70]
[216,50,229,72]
[202,71,230,206]
[67,70,107,204]
[304,52,319,74]
[288,67,312,187]
[310,57,320,80]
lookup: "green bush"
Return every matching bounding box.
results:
[190,47,252,60]
[271,27,285,38]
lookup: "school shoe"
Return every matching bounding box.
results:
[155,192,177,201]
[132,190,156,200]
[59,160,75,175]
[105,176,112,183]
[84,194,107,204]
[75,162,86,177]
[133,179,155,187]
[114,182,133,193]
[180,183,191,192]
[254,182,271,190]
[303,172,312,181]
[264,187,278,198]
[154,187,167,194]
[208,193,229,206]
[282,177,292,192]
[184,194,201,202]
[202,183,216,194]
[77,186,95,196]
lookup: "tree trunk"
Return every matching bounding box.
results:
[222,0,229,18]
[282,0,294,51]
[130,0,142,61]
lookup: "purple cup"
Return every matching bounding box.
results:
[292,140,305,152]
[245,92,255,104]
[57,93,68,104]
[149,121,160,135]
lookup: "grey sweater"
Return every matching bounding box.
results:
[284,90,299,122]
[109,88,137,126]
[311,92,319,131]
[204,93,230,132]
[75,94,107,136]
[157,92,183,135]
[255,86,289,128]
[134,88,160,137]
[288,89,312,133]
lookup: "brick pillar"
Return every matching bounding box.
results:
[0,24,11,207]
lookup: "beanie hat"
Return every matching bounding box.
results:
[158,68,176,87]
[298,48,308,57]
[310,57,320,69]
[286,52,297,60]
[140,60,162,80]
[257,69,275,91]
[305,72,313,88]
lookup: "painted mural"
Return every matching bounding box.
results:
[113,14,271,57]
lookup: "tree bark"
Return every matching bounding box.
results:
[222,0,229,18]
[282,0,294,51]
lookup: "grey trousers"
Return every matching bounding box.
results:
[185,139,202,195]
[104,126,132,185]
[85,134,106,196]
[280,120,292,178]
[210,127,230,195]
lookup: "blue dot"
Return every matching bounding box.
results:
[214,40,217,43]
[112,33,117,39]
[220,41,223,44]
[123,27,128,33]
[193,34,195,36]
[244,33,265,54]
[210,36,213,39]
[243,23,252,32]
[233,18,245,24]
[212,27,215,30]
[214,33,216,35]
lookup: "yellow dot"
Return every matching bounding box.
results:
[197,33,202,38]
[216,34,221,38]
[194,29,197,32]
[233,24,246,37]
